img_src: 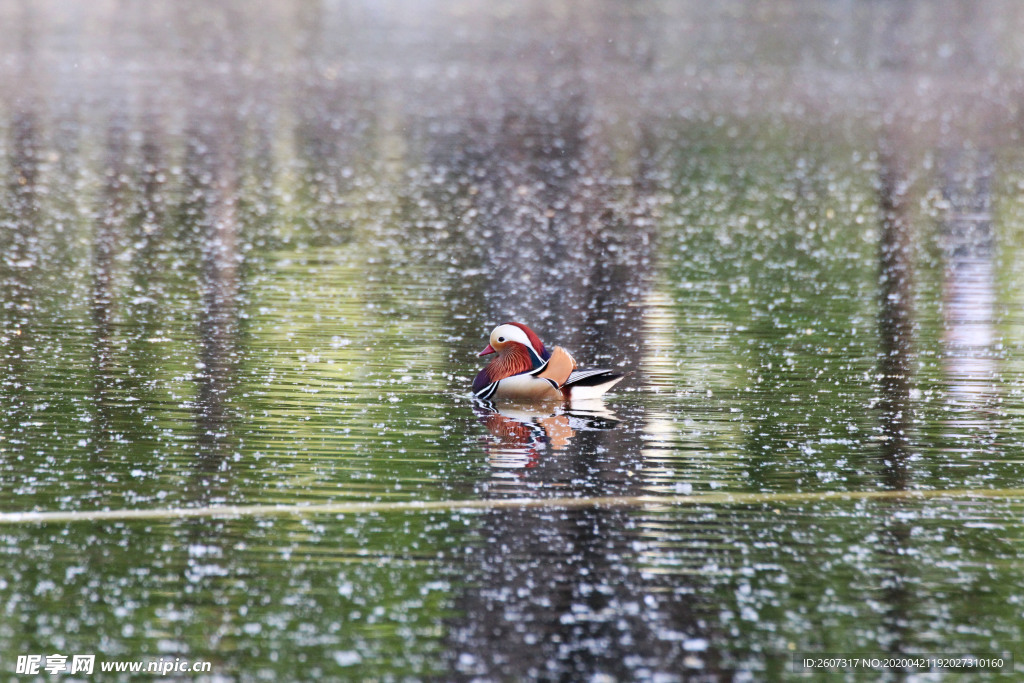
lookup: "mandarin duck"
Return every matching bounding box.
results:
[472,322,624,402]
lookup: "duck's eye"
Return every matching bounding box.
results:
[497,337,505,342]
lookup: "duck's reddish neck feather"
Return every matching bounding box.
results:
[486,343,534,381]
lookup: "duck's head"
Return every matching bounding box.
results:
[479,322,547,360]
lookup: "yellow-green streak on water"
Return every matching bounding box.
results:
[3,487,1022,525]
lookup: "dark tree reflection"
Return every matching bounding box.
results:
[876,142,914,491]
[89,116,129,453]
[170,0,249,488]
[0,0,42,448]
[871,142,916,664]
[187,131,243,483]
[0,106,41,453]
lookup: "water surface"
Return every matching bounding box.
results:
[1,1,1024,680]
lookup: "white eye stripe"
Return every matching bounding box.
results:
[491,324,535,350]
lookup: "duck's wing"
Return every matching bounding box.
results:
[532,346,577,388]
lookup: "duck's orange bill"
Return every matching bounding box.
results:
[478,344,495,356]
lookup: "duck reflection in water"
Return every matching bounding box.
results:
[473,399,621,470]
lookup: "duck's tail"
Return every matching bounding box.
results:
[562,369,625,400]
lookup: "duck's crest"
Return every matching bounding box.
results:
[505,321,547,359]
